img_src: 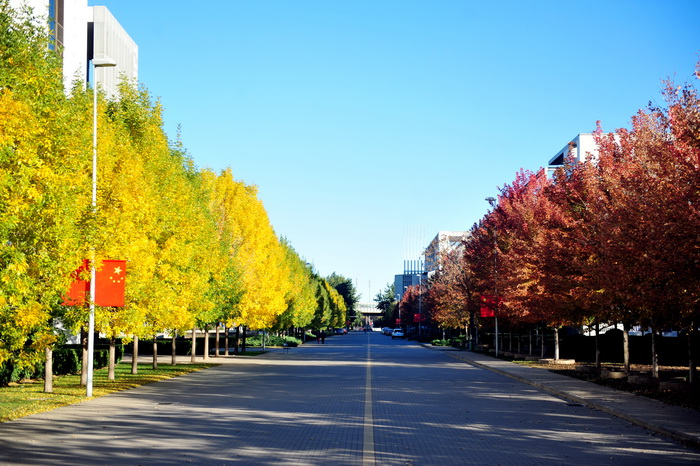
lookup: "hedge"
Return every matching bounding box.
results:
[0,342,124,386]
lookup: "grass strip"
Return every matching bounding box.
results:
[0,363,216,423]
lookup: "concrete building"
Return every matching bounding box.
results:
[89,5,137,98]
[424,231,468,275]
[546,133,599,177]
[394,260,425,301]
[8,0,137,97]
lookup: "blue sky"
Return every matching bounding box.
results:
[89,0,699,303]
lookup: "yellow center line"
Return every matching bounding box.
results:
[362,334,375,465]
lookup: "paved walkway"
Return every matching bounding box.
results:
[1,335,699,465]
[97,342,700,450]
[70,343,700,450]
[424,345,700,449]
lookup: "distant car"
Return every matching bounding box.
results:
[391,329,404,339]
[382,327,392,336]
[334,328,347,335]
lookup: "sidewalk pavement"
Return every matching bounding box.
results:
[423,344,700,450]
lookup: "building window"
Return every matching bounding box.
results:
[48,0,64,52]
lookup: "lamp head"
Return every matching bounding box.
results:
[93,57,117,67]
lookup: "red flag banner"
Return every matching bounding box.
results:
[413,313,422,323]
[95,260,126,307]
[62,260,90,306]
[480,295,500,318]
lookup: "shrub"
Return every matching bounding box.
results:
[282,336,301,347]
[56,343,122,371]
[0,360,41,386]
[450,337,467,348]
[432,339,450,346]
[53,347,80,375]
[246,334,302,347]
[93,349,109,369]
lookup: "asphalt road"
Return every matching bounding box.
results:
[1,331,699,465]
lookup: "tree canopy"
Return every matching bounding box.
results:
[0,3,355,379]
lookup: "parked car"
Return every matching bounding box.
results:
[391,329,404,339]
[382,327,393,336]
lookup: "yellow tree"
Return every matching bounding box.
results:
[311,277,331,330]
[91,81,220,369]
[327,282,347,328]
[209,169,291,330]
[273,239,316,333]
[0,3,89,383]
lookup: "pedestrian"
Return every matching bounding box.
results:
[316,331,321,344]
[321,332,325,344]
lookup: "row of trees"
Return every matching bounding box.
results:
[0,4,355,385]
[402,63,699,379]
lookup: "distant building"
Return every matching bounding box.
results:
[394,260,425,301]
[424,231,468,275]
[547,133,623,178]
[8,0,137,97]
[546,133,599,177]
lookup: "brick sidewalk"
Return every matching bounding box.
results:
[427,345,700,449]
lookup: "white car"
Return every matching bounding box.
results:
[391,329,404,339]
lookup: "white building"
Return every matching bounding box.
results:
[546,133,600,177]
[89,5,138,98]
[8,0,137,97]
[424,231,468,275]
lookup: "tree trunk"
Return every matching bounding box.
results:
[214,323,220,357]
[470,309,478,347]
[529,327,533,356]
[689,322,696,385]
[242,326,247,352]
[494,317,500,356]
[623,322,631,374]
[554,327,560,360]
[224,325,229,356]
[595,320,601,369]
[540,322,545,358]
[234,326,239,355]
[651,327,659,379]
[44,346,53,393]
[131,335,139,374]
[81,327,88,386]
[517,330,521,354]
[152,337,158,370]
[191,326,197,363]
[108,337,116,380]
[171,330,177,365]
[203,326,210,361]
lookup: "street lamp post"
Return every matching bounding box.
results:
[486,197,499,357]
[87,58,116,397]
